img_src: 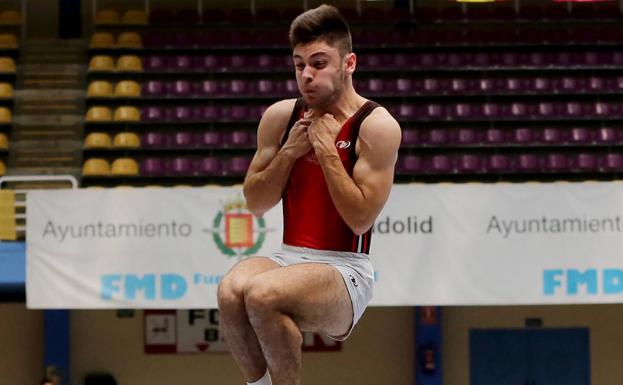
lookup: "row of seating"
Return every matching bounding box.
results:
[416,4,622,22]
[88,51,623,74]
[84,130,256,149]
[87,79,299,98]
[89,27,623,50]
[402,127,623,147]
[357,76,623,95]
[397,153,623,175]
[93,4,622,26]
[391,102,623,120]
[0,34,17,48]
[0,57,16,73]
[0,132,7,149]
[82,156,252,177]
[85,105,267,123]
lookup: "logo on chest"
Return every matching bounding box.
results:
[303,140,352,165]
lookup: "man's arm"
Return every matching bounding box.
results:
[309,108,401,235]
[243,99,312,218]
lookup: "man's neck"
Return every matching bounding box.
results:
[315,86,365,124]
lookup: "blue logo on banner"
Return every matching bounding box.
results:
[101,274,187,300]
[543,268,623,295]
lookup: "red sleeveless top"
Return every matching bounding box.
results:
[280,98,380,254]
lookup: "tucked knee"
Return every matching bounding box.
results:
[217,274,244,311]
[244,279,281,318]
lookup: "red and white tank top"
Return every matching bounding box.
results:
[280,97,380,254]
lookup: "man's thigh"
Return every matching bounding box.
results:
[248,263,353,337]
[221,256,281,292]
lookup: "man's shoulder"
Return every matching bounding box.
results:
[261,98,299,124]
[360,103,401,139]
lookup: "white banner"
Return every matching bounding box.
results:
[26,183,623,308]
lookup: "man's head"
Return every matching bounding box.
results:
[289,5,356,109]
[289,4,352,57]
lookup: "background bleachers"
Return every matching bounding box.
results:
[81,3,623,187]
[0,6,19,177]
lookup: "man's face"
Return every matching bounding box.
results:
[292,40,353,109]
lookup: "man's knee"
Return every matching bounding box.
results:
[244,278,282,318]
[217,273,245,311]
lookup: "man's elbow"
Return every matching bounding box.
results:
[348,218,374,236]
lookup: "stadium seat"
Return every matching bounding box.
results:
[0,160,5,176]
[197,157,223,176]
[0,57,16,73]
[90,33,115,48]
[141,132,168,148]
[95,9,120,24]
[0,107,11,123]
[113,106,141,122]
[122,9,148,24]
[84,132,112,148]
[87,81,114,98]
[0,34,17,48]
[486,154,511,173]
[513,128,536,144]
[224,156,252,176]
[0,132,8,149]
[485,128,506,144]
[116,32,142,48]
[170,80,193,97]
[114,80,141,97]
[116,55,142,72]
[82,158,111,176]
[542,127,564,144]
[167,106,193,122]
[111,158,139,175]
[141,106,165,122]
[89,55,115,72]
[225,131,252,148]
[171,132,195,148]
[429,155,453,174]
[170,157,194,175]
[0,10,22,25]
[397,155,424,174]
[516,154,539,172]
[401,129,420,146]
[0,83,13,98]
[113,132,140,148]
[457,154,482,173]
[543,153,569,172]
[143,55,166,71]
[456,128,479,145]
[142,80,166,97]
[86,106,113,122]
[569,127,593,144]
[596,127,618,143]
[603,154,623,172]
[199,131,223,148]
[572,153,598,172]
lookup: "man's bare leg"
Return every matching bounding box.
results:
[244,263,354,385]
[218,257,281,382]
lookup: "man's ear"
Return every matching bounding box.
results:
[344,53,356,75]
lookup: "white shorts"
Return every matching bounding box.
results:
[269,243,375,341]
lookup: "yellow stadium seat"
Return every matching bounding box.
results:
[90,33,114,48]
[111,157,139,175]
[85,106,113,122]
[0,10,22,25]
[87,81,114,98]
[0,107,11,123]
[112,132,140,148]
[0,133,7,149]
[0,160,5,176]
[113,106,140,122]
[89,55,115,72]
[95,9,120,25]
[0,34,18,48]
[116,55,142,72]
[84,132,112,148]
[114,80,140,97]
[0,57,16,73]
[0,83,13,98]
[116,32,142,48]
[122,9,148,24]
[82,158,110,176]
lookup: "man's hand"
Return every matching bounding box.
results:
[281,119,313,159]
[307,114,342,158]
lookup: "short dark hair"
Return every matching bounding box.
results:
[289,4,352,56]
